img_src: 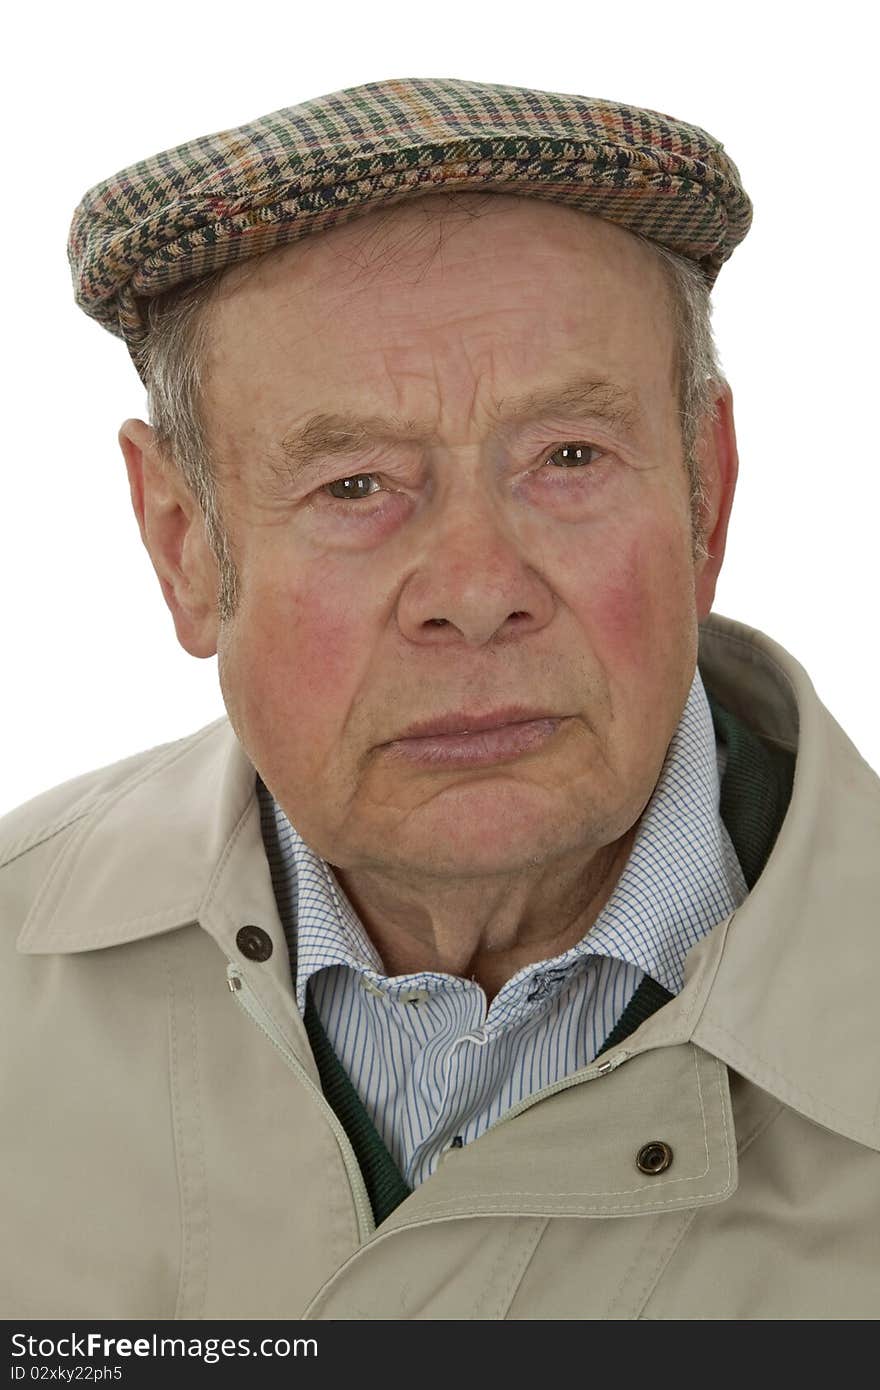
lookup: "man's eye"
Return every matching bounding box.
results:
[321,443,603,504]
[544,443,602,469]
[323,474,381,501]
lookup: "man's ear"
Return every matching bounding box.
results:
[693,381,739,622]
[118,418,220,658]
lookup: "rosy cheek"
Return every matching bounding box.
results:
[266,571,363,712]
[583,530,671,671]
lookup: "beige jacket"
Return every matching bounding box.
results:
[2,611,879,1320]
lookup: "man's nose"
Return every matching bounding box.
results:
[394,480,556,648]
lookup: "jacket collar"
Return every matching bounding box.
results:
[15,611,880,1149]
[689,616,880,1151]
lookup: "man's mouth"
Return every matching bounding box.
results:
[382,716,565,769]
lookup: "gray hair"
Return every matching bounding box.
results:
[140,208,725,627]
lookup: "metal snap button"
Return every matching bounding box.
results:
[636,1140,673,1175]
[235,925,273,962]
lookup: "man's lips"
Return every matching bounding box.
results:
[382,714,566,768]
[389,706,563,742]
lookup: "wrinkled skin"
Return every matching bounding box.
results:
[120,193,738,1000]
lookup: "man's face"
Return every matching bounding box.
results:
[177,194,733,880]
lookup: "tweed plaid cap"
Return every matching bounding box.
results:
[68,76,752,382]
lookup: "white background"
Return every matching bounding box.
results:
[3,0,877,814]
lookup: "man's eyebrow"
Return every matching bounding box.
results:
[276,376,642,476]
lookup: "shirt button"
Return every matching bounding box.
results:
[401,990,430,1006]
[636,1140,674,1175]
[439,1137,464,1167]
[235,925,273,962]
[361,978,387,998]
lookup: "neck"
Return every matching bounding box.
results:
[330,821,639,1003]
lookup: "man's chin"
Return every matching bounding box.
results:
[357,798,593,880]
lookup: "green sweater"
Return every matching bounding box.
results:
[295,692,796,1226]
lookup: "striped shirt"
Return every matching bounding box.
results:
[257,666,749,1189]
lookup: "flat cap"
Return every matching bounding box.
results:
[68,76,752,381]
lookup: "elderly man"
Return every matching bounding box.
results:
[2,77,878,1322]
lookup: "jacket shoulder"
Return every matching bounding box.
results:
[0,719,228,872]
